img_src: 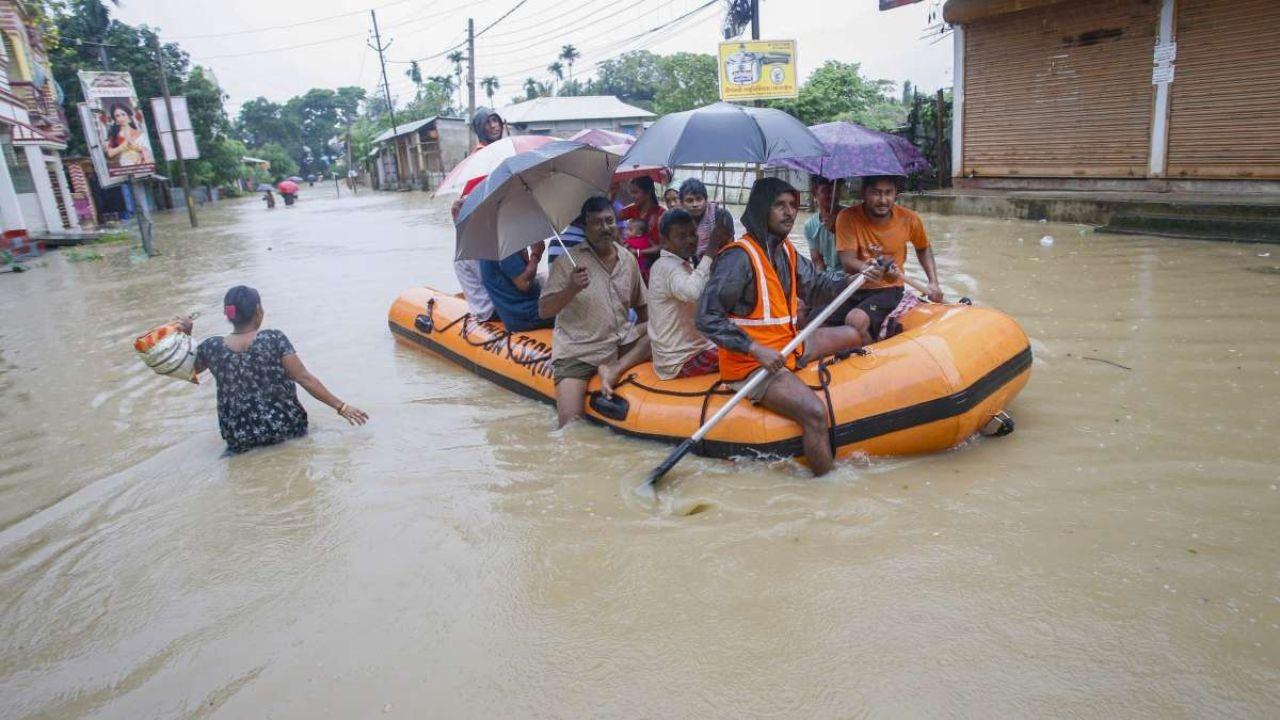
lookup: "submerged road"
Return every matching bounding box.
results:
[0,188,1277,717]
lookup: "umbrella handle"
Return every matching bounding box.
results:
[547,220,577,268]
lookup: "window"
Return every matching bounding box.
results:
[1,137,36,194]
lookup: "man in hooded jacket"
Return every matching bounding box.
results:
[695,177,864,475]
[471,107,505,151]
[452,107,509,322]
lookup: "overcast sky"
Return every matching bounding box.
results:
[113,0,952,116]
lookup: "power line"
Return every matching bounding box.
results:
[488,0,717,84]
[169,0,416,40]
[386,0,529,65]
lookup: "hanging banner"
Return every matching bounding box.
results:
[718,40,799,102]
[77,71,156,179]
[149,96,201,161]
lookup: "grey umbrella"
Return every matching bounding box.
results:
[455,140,619,264]
[618,101,824,168]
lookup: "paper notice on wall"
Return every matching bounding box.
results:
[1153,43,1177,64]
[1152,64,1175,85]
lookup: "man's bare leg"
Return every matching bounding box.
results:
[555,377,589,428]
[845,308,874,346]
[799,326,862,365]
[756,370,834,475]
[598,334,652,398]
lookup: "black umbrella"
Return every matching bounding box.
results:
[618,101,824,169]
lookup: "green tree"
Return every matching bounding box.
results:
[592,51,663,109]
[654,53,719,114]
[251,141,298,179]
[770,60,897,126]
[523,77,539,101]
[480,76,499,104]
[447,50,466,109]
[547,60,564,94]
[406,60,423,89]
[559,44,580,80]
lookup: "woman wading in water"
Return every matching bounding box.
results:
[177,286,367,453]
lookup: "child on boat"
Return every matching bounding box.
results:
[623,217,658,281]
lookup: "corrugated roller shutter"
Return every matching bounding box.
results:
[1166,0,1280,179]
[964,0,1158,177]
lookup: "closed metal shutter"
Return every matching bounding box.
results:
[963,0,1158,177]
[1166,0,1280,179]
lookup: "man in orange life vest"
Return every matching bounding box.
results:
[696,178,864,475]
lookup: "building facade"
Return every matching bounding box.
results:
[0,1,78,240]
[946,0,1280,191]
[371,116,469,191]
[495,96,655,138]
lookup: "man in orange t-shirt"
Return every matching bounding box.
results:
[832,175,943,344]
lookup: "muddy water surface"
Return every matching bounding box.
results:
[1,190,1277,718]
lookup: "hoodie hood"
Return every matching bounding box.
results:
[471,107,504,145]
[740,176,799,248]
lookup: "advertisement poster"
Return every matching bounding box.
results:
[149,96,201,161]
[77,71,155,179]
[717,40,799,102]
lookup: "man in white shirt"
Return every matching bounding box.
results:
[646,209,727,380]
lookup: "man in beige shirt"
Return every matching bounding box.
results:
[647,209,726,380]
[539,196,651,427]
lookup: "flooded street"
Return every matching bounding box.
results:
[1,188,1277,717]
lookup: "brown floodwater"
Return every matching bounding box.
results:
[1,188,1277,718]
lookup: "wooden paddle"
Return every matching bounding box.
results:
[645,270,872,486]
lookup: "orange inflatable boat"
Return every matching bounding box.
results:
[388,287,1031,460]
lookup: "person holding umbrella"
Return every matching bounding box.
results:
[695,178,863,476]
[538,196,650,427]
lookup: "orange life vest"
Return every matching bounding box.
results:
[717,233,803,381]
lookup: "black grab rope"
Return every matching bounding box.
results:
[415,298,552,365]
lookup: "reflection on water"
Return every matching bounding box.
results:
[0,191,1277,717]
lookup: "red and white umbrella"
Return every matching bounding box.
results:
[434,135,556,197]
[567,128,636,149]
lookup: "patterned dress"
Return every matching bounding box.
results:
[196,329,308,453]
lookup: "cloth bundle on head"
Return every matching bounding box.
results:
[740,176,799,245]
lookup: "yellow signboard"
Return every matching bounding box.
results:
[717,40,799,102]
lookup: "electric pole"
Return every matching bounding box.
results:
[751,0,762,110]
[152,35,197,228]
[466,18,477,147]
[369,9,399,183]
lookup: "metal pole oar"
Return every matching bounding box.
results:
[545,218,577,268]
[646,269,872,486]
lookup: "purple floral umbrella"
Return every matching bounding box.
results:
[771,121,932,179]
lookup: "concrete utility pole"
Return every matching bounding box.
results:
[152,35,197,228]
[369,10,398,183]
[466,18,477,146]
[346,125,356,195]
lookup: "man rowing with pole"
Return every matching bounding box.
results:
[695,177,865,476]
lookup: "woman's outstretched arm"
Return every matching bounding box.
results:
[282,354,369,425]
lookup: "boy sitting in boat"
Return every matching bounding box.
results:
[696,178,864,475]
[647,209,721,380]
[539,196,652,427]
[833,175,944,345]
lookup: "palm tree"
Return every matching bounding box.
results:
[429,75,456,112]
[447,50,466,109]
[523,77,539,101]
[547,61,564,95]
[481,76,499,104]
[559,45,580,81]
[406,60,423,97]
